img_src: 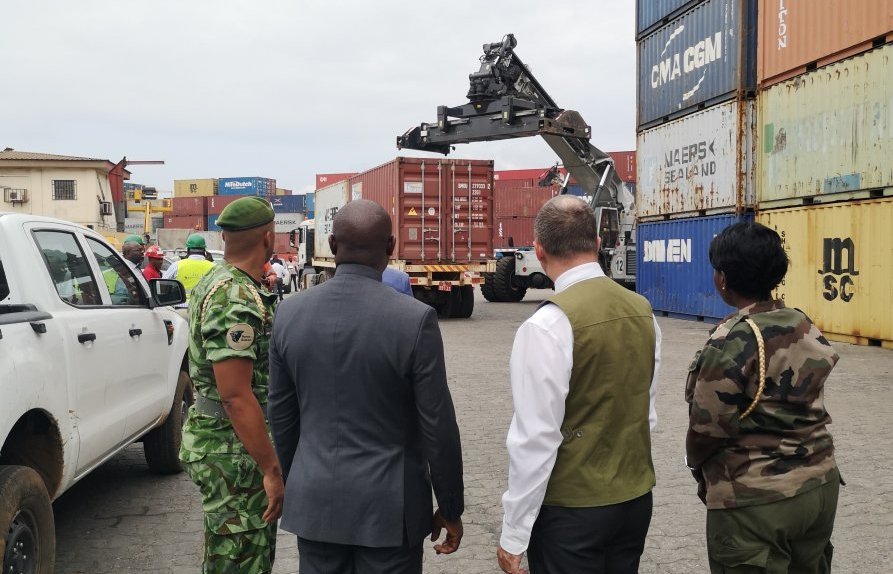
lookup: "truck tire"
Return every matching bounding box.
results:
[455,285,475,318]
[493,256,527,302]
[144,371,194,475]
[0,466,55,574]
[480,274,501,302]
[436,289,456,319]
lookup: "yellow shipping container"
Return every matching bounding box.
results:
[173,178,218,197]
[758,198,893,348]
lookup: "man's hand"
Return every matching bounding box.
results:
[430,509,463,555]
[497,545,527,574]
[262,472,285,523]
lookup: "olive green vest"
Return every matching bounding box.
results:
[543,276,656,507]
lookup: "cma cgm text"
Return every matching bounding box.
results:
[651,32,723,89]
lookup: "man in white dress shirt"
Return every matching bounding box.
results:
[497,196,661,574]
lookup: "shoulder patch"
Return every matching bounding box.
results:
[226,323,255,351]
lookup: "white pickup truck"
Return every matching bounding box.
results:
[0,213,193,573]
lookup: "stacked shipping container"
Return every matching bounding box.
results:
[754,0,893,347]
[635,0,758,320]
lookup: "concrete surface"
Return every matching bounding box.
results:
[53,291,893,573]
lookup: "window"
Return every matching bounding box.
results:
[34,231,102,306]
[0,257,9,301]
[85,238,145,306]
[52,180,77,200]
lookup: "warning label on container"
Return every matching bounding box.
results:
[407,207,418,216]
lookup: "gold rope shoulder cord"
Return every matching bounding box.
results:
[738,317,767,421]
[198,278,269,343]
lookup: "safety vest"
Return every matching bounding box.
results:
[102,268,119,294]
[176,258,215,301]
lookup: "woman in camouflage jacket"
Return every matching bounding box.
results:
[686,221,841,574]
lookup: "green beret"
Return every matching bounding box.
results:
[216,196,275,231]
[124,234,145,245]
[185,234,206,249]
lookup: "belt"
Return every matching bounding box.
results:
[193,395,268,421]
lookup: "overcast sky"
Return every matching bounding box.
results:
[0,1,636,194]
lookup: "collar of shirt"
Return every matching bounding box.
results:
[187,254,207,260]
[336,263,383,281]
[553,261,606,293]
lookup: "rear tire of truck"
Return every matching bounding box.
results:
[0,466,55,574]
[144,371,194,475]
[436,289,455,319]
[455,285,475,318]
[493,256,527,302]
[480,274,500,302]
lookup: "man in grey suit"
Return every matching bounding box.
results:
[268,199,465,574]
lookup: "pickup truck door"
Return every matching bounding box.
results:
[31,228,130,473]
[81,238,170,441]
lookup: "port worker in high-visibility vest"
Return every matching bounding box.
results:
[163,234,215,313]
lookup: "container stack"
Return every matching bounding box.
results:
[218,177,277,198]
[493,168,559,249]
[754,0,893,348]
[635,0,758,321]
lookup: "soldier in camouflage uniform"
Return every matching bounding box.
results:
[686,221,840,574]
[179,196,284,573]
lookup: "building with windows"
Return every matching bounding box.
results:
[0,148,129,231]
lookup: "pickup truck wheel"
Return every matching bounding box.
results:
[0,466,55,574]
[144,371,194,474]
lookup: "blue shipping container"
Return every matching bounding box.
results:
[207,214,221,232]
[271,195,306,213]
[636,0,699,40]
[637,213,753,320]
[305,193,315,213]
[637,0,756,129]
[218,177,276,197]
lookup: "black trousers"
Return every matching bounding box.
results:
[297,536,423,574]
[528,492,653,574]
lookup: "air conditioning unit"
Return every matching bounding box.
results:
[3,188,28,203]
[99,201,113,216]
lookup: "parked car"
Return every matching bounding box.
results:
[0,213,192,572]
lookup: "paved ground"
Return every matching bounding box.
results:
[54,291,893,573]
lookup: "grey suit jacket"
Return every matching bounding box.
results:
[268,263,464,547]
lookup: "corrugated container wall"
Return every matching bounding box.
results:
[758,44,893,208]
[271,195,306,213]
[218,177,276,197]
[305,193,315,218]
[163,215,206,230]
[123,217,144,234]
[275,188,293,196]
[637,213,753,320]
[173,178,218,198]
[758,0,893,87]
[638,0,757,129]
[494,217,536,249]
[171,196,207,218]
[495,182,559,218]
[207,195,246,216]
[637,100,755,219]
[758,198,893,348]
[274,233,296,254]
[348,157,494,264]
[609,151,638,183]
[315,173,356,190]
[494,168,552,183]
[273,213,305,234]
[207,215,221,232]
[636,0,701,39]
[313,181,351,259]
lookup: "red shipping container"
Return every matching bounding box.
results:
[273,233,296,255]
[348,157,493,264]
[171,196,207,217]
[164,215,206,230]
[494,168,556,183]
[494,183,559,218]
[315,172,356,190]
[608,151,636,183]
[207,195,248,215]
[493,217,536,249]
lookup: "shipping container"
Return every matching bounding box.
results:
[758,0,893,87]
[758,44,893,208]
[758,198,893,348]
[150,216,164,230]
[171,196,207,217]
[271,195,306,213]
[275,188,293,196]
[315,173,356,190]
[207,194,247,215]
[207,214,221,232]
[608,151,637,183]
[495,183,558,218]
[637,213,753,320]
[638,0,757,129]
[123,217,144,234]
[637,100,755,219]
[218,177,276,197]
[494,217,536,249]
[305,193,315,214]
[494,168,554,183]
[274,233,296,254]
[313,181,351,259]
[273,212,305,234]
[173,178,217,198]
[637,0,701,39]
[163,215,206,231]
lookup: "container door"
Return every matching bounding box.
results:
[397,159,445,262]
[444,161,493,263]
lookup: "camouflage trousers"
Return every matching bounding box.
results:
[183,452,277,574]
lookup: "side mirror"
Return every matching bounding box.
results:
[150,279,186,307]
